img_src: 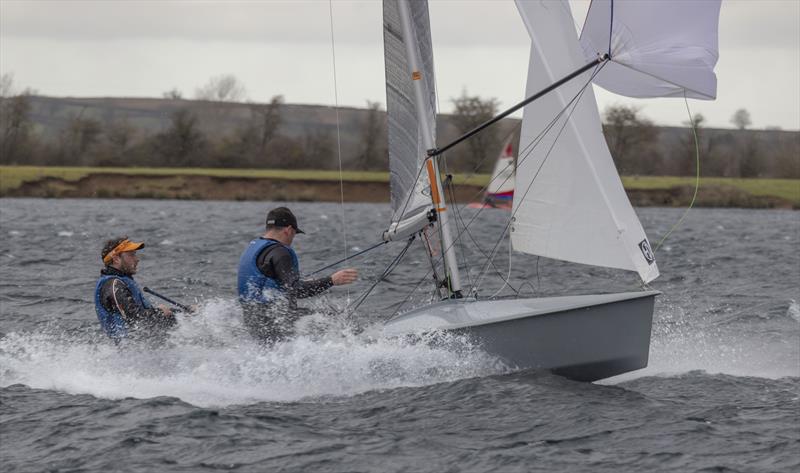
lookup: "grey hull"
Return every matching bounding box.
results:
[383,291,658,382]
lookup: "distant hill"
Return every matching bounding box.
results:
[24,95,514,167]
[12,95,800,178]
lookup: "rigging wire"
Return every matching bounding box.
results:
[444,173,517,295]
[327,0,349,299]
[347,235,416,314]
[303,240,388,278]
[440,84,591,297]
[440,160,480,292]
[652,90,701,254]
[438,128,522,296]
[443,71,594,250]
[473,63,607,291]
[489,224,515,299]
[421,227,445,300]
[443,173,476,292]
[455,126,519,198]
[389,64,606,315]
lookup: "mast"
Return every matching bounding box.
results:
[396,0,462,297]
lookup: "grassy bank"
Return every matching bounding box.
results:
[0,166,491,192]
[0,166,391,193]
[621,175,800,206]
[1,165,797,207]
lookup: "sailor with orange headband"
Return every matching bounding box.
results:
[94,236,176,342]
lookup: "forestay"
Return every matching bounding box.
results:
[580,0,721,100]
[382,0,437,235]
[511,0,659,283]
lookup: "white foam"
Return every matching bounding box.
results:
[57,231,74,237]
[788,300,800,322]
[604,301,800,384]
[0,300,507,407]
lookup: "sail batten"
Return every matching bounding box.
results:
[512,0,659,283]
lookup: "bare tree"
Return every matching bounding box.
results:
[162,88,183,100]
[602,104,660,175]
[299,128,334,169]
[450,91,500,172]
[89,119,137,166]
[264,135,304,169]
[676,113,727,176]
[357,100,386,170]
[730,108,752,130]
[60,111,103,165]
[152,108,207,167]
[773,132,800,178]
[194,74,247,102]
[0,74,34,165]
[0,73,14,101]
[737,132,761,177]
[728,109,763,176]
[219,95,284,167]
[252,95,284,154]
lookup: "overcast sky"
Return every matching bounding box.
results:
[1,0,798,130]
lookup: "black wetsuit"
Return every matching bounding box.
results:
[97,266,177,342]
[242,243,333,343]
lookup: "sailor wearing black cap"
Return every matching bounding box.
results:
[237,207,358,343]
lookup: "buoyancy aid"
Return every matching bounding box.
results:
[237,238,299,305]
[94,274,152,339]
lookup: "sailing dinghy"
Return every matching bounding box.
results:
[377,0,720,381]
[467,136,515,210]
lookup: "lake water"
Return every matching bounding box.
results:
[1,199,798,472]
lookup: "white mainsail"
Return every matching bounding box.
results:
[580,0,721,100]
[512,0,659,283]
[382,0,437,235]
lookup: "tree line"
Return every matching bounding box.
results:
[601,105,798,179]
[1,73,797,178]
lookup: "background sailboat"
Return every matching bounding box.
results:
[377,0,721,381]
[467,136,515,210]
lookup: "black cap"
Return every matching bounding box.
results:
[266,207,305,234]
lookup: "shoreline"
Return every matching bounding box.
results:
[1,172,795,209]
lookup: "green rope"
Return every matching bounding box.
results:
[653,91,701,254]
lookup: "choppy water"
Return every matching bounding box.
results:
[1,199,798,472]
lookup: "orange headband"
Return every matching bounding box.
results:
[103,239,144,264]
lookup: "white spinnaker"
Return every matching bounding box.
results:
[580,0,721,100]
[383,0,436,231]
[512,0,659,283]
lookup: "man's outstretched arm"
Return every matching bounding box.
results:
[270,249,334,299]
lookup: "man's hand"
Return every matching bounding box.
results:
[158,304,174,317]
[331,268,358,286]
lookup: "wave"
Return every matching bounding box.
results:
[0,299,507,408]
[2,294,797,403]
[606,300,800,383]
